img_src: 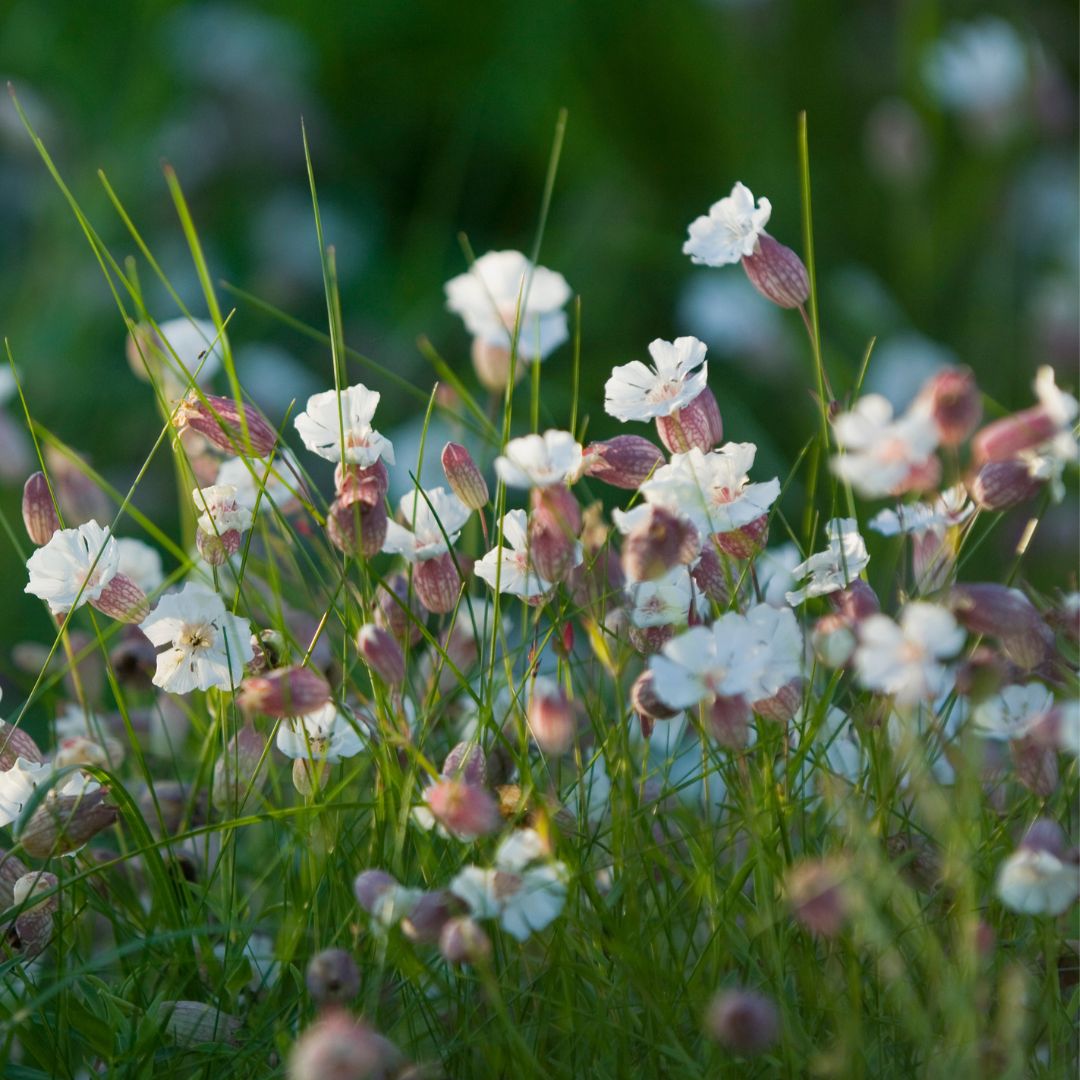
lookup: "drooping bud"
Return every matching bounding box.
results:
[334,460,389,506]
[622,506,699,583]
[972,406,1060,465]
[0,722,44,770]
[442,742,487,787]
[630,670,680,721]
[356,624,405,687]
[238,667,331,718]
[375,572,425,645]
[401,889,460,944]
[752,678,804,723]
[713,513,769,559]
[412,553,461,615]
[423,779,501,839]
[161,1000,241,1048]
[656,386,723,454]
[528,680,578,755]
[22,472,60,545]
[439,916,492,966]
[89,573,150,623]
[441,443,489,509]
[917,366,982,446]
[741,233,810,309]
[175,392,278,458]
[305,949,360,1007]
[288,1010,388,1080]
[196,526,243,566]
[786,857,849,938]
[212,722,268,809]
[691,544,731,606]
[829,579,881,622]
[950,585,1053,670]
[582,435,665,490]
[18,788,119,859]
[706,695,751,749]
[326,494,388,559]
[969,459,1043,510]
[704,988,780,1055]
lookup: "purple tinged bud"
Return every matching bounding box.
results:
[424,779,501,839]
[439,916,492,966]
[752,679,804,723]
[950,585,1051,670]
[830,579,881,622]
[441,442,489,510]
[334,461,389,506]
[356,624,405,687]
[412,552,462,614]
[238,667,331,718]
[691,545,731,606]
[622,506,699,583]
[741,233,810,309]
[376,572,424,645]
[787,858,849,938]
[582,435,665,490]
[656,386,723,454]
[704,988,780,1055]
[917,366,982,446]
[630,670,680,721]
[528,517,578,584]
[1020,818,1066,857]
[305,949,360,1006]
[90,573,150,623]
[968,460,1043,510]
[528,682,578,755]
[442,742,487,786]
[22,473,60,545]
[176,392,278,458]
[401,890,460,944]
[706,695,751,749]
[712,514,769,560]
[1010,736,1059,796]
[0,722,44,770]
[972,406,1060,465]
[326,494,388,559]
[196,527,243,566]
[18,788,119,858]
[354,870,398,915]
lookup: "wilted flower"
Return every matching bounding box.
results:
[25,520,119,616]
[785,519,869,606]
[382,486,472,562]
[683,182,772,267]
[604,336,709,423]
[294,383,395,466]
[494,430,583,489]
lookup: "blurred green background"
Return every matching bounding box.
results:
[0,0,1076,669]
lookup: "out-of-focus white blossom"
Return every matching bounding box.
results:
[785,519,869,606]
[494,430,583,489]
[25,521,119,616]
[972,683,1055,741]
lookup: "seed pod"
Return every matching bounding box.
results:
[161,1000,241,1047]
[175,392,278,458]
[741,232,810,309]
[22,472,60,545]
[355,625,405,687]
[326,494,388,559]
[89,573,150,623]
[212,722,268,810]
[969,459,1043,510]
[622,506,699,583]
[18,788,119,859]
[582,435,665,490]
[238,667,331,719]
[712,513,769,560]
[305,949,360,1007]
[441,443,489,510]
[704,988,780,1055]
[656,386,723,454]
[0,722,44,770]
[706,695,751,749]
[917,366,982,446]
[412,553,461,615]
[440,916,492,966]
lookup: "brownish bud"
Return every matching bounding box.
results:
[972,406,1059,465]
[582,435,665,489]
[830,579,881,621]
[238,667,331,718]
[752,678,804,723]
[1011,735,1059,796]
[375,572,425,645]
[0,722,44,770]
[656,386,723,454]
[706,694,751,749]
[692,544,731,606]
[439,915,492,966]
[527,681,577,755]
[356,624,405,687]
[212,722,268,809]
[326,494,388,559]
[917,366,982,446]
[412,553,461,615]
[628,624,675,656]
[622,506,699,582]
[18,788,118,859]
[630,670,680,721]
[741,233,810,309]
[713,513,769,559]
[334,460,389,506]
[441,443,489,509]
[950,585,1052,669]
[22,472,60,545]
[196,527,243,566]
[968,459,1043,510]
[175,392,278,458]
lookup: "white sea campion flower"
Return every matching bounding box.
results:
[293,383,395,466]
[995,823,1079,916]
[604,337,709,423]
[449,828,568,942]
[869,485,974,537]
[972,683,1055,741]
[0,757,99,829]
[494,430,583,489]
[382,487,472,562]
[756,543,801,607]
[854,603,965,706]
[746,603,804,701]
[115,538,165,595]
[444,250,572,362]
[627,565,696,629]
[139,582,253,694]
[474,510,571,598]
[1017,367,1080,502]
[683,182,772,267]
[192,484,253,537]
[25,520,119,615]
[640,444,780,539]
[785,519,870,606]
[276,703,368,763]
[922,17,1028,114]
[831,396,940,498]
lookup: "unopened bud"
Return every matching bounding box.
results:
[830,579,881,621]
[969,459,1043,510]
[161,1001,241,1047]
[441,443,489,509]
[356,624,405,687]
[89,573,150,623]
[713,513,769,559]
[18,788,118,858]
[442,742,487,786]
[582,435,665,489]
[175,392,278,458]
[423,779,500,839]
[401,889,460,944]
[305,949,360,1007]
[22,473,60,545]
[811,614,856,667]
[439,915,492,966]
[656,386,723,454]
[376,572,425,645]
[292,757,329,796]
[622,506,699,582]
[706,695,751,749]
[353,869,398,915]
[752,678,803,723]
[528,680,577,755]
[212,722,268,809]
[741,233,810,309]
[196,526,243,566]
[528,518,578,584]
[412,553,461,615]
[704,988,780,1055]
[0,722,44,770]
[238,667,331,718]
[786,857,849,938]
[917,366,982,446]
[972,406,1060,465]
[950,585,1052,669]
[10,869,58,958]
[43,447,109,526]
[630,670,680,721]
[471,338,517,393]
[691,545,731,606]
[326,494,388,559]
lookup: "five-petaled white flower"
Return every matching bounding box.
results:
[294,383,395,466]
[444,250,572,362]
[854,603,965,706]
[139,583,253,694]
[192,484,253,536]
[25,520,119,616]
[475,510,567,598]
[869,485,974,538]
[785,519,870,606]
[276,703,368,763]
[382,487,472,563]
[604,337,709,423]
[831,396,940,498]
[640,444,780,539]
[972,683,1055,741]
[494,430,583,489]
[627,565,697,629]
[683,182,772,267]
[450,827,568,942]
[996,846,1079,916]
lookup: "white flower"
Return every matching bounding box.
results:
[604,337,709,423]
[922,18,1028,114]
[382,487,472,562]
[831,396,939,498]
[192,484,253,536]
[444,250,572,362]
[785,519,869,606]
[1018,366,1079,502]
[449,827,568,941]
[475,510,571,598]
[972,683,1055,741]
[854,603,965,706]
[0,757,99,828]
[293,383,395,466]
[1034,365,1079,428]
[494,430,583,489]
[25,520,119,615]
[275,702,368,763]
[745,603,804,701]
[115,538,164,595]
[869,485,974,537]
[627,565,696,628]
[683,182,772,267]
[640,444,780,538]
[139,583,253,694]
[151,317,223,384]
[996,848,1079,916]
[216,453,300,512]
[756,543,801,608]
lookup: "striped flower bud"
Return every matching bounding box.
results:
[22,472,60,545]
[528,517,577,584]
[440,915,492,966]
[829,579,881,621]
[630,670,680,721]
[10,870,58,958]
[412,552,461,615]
[706,694,751,749]
[972,406,1061,465]
[704,988,780,1055]
[334,460,389,506]
[326,493,388,559]
[356,624,405,687]
[950,585,1052,670]
[691,544,731,606]
[741,233,810,309]
[175,392,278,458]
[238,666,331,718]
[528,680,577,755]
[212,722,268,809]
[375,572,425,645]
[305,949,360,1007]
[713,513,769,559]
[0,722,44,770]
[917,366,982,446]
[161,1001,241,1047]
[196,527,243,566]
[582,435,665,490]
[969,459,1043,510]
[656,386,723,454]
[752,678,804,724]
[18,788,118,859]
[442,742,487,786]
[441,442,489,510]
[423,779,501,839]
[622,506,699,583]
[89,573,150,623]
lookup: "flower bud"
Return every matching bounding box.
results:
[528,517,578,584]
[89,573,150,623]
[10,870,58,958]
[401,889,460,944]
[442,742,487,787]
[376,572,425,645]
[288,1010,386,1080]
[471,338,518,393]
[528,680,577,755]
[706,695,751,749]
[752,678,803,723]
[911,529,955,593]
[439,915,492,966]
[582,435,665,490]
[704,988,780,1055]
[972,406,1060,465]
[713,514,769,560]
[950,585,1052,669]
[829,579,881,621]
[622,507,699,583]
[22,472,60,545]
[353,870,399,915]
[238,667,331,718]
[741,233,810,309]
[212,722,268,809]
[326,494,388,559]
[423,779,500,839]
[630,670,680,721]
[196,527,242,566]
[917,366,982,446]
[412,553,461,615]
[175,392,278,458]
[0,722,44,770]
[161,1001,241,1047]
[441,442,489,509]
[656,386,723,454]
[356,624,405,687]
[628,624,674,656]
[305,949,360,1007]
[786,857,849,938]
[969,459,1043,510]
[691,545,731,606]
[335,460,389,506]
[18,788,118,858]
